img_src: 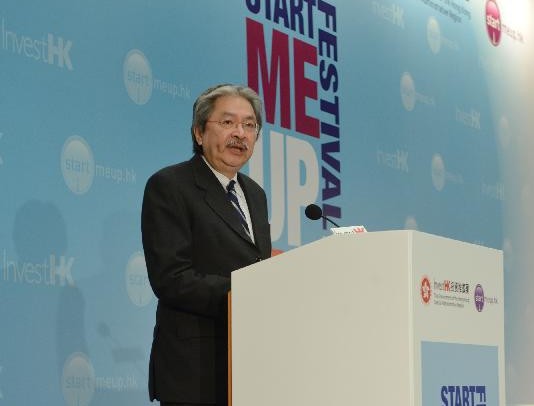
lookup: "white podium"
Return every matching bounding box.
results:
[231,230,504,406]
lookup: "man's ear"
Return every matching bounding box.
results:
[193,127,203,146]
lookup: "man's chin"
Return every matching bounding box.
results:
[223,156,250,171]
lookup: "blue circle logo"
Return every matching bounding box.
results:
[61,352,95,406]
[125,252,154,307]
[123,49,153,105]
[474,284,485,312]
[61,135,95,195]
[400,72,416,111]
[427,17,441,55]
[431,154,445,192]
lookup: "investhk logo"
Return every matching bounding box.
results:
[1,17,73,69]
[485,0,501,46]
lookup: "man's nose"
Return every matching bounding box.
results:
[232,123,247,137]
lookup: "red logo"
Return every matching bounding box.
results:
[486,0,501,46]
[421,276,432,304]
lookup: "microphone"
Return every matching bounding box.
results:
[305,204,340,227]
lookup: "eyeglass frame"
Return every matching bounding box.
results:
[205,119,260,135]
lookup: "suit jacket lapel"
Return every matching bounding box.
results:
[239,173,271,257]
[192,155,254,245]
[237,173,259,242]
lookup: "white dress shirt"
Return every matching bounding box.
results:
[201,156,255,243]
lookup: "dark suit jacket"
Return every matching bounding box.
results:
[141,154,271,404]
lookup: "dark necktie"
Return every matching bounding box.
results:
[226,180,251,236]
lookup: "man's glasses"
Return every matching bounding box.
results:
[206,119,259,135]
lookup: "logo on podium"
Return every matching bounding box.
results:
[421,275,432,304]
[474,284,485,312]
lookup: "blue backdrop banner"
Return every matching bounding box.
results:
[1,0,533,405]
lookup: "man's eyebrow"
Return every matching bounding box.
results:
[219,111,256,120]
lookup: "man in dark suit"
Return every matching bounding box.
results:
[141,84,272,406]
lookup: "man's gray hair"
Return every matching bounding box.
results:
[190,84,263,154]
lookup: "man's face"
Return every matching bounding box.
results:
[195,95,258,179]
